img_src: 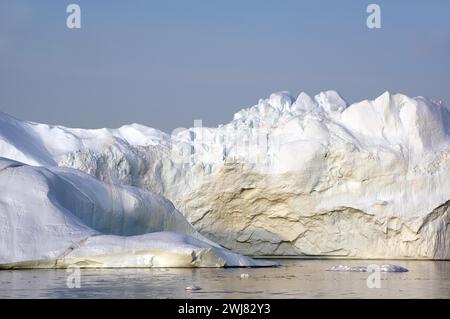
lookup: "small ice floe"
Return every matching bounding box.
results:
[185,285,202,291]
[328,265,366,272]
[240,273,249,279]
[379,264,409,272]
[327,264,408,272]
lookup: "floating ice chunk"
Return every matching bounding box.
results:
[185,286,202,291]
[379,264,409,272]
[327,265,367,272]
[327,264,408,272]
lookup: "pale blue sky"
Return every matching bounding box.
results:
[1,0,449,132]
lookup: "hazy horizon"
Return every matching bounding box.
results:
[1,0,449,132]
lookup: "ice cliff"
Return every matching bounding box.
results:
[0,90,449,259]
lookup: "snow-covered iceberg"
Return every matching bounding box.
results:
[0,90,449,259]
[0,157,273,268]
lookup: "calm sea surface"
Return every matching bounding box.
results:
[1,259,449,298]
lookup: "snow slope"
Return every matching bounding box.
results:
[0,90,449,258]
[0,157,272,268]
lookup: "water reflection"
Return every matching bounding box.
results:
[0,260,449,298]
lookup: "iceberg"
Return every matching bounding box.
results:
[0,90,449,259]
[0,157,273,268]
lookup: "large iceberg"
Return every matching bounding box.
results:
[0,157,272,268]
[0,90,449,259]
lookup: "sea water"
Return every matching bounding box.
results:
[0,259,449,298]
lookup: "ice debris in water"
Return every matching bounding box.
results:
[327,264,409,272]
